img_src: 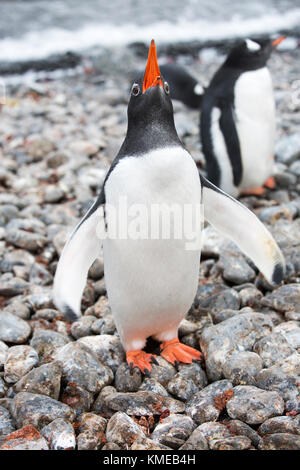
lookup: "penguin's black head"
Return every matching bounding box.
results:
[225,36,285,71]
[127,40,174,129]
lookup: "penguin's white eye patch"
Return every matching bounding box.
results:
[245,39,261,52]
[131,83,140,96]
[164,81,170,94]
[194,84,204,95]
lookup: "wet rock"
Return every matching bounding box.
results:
[222,351,263,385]
[54,342,113,394]
[166,362,208,401]
[196,421,231,442]
[27,138,56,161]
[139,378,169,397]
[258,415,300,435]
[115,363,142,392]
[130,437,171,450]
[239,286,263,308]
[257,203,298,224]
[226,385,284,425]
[11,392,75,429]
[275,133,300,165]
[225,419,262,447]
[179,427,209,450]
[41,418,76,450]
[258,433,300,450]
[253,332,295,368]
[0,340,9,370]
[0,406,15,436]
[6,229,47,252]
[148,356,177,386]
[29,263,53,286]
[186,380,233,425]
[151,415,195,449]
[0,425,49,450]
[200,312,272,381]
[0,276,29,297]
[212,309,239,324]
[199,287,240,314]
[209,436,252,450]
[43,186,65,203]
[255,367,299,403]
[70,315,97,339]
[88,257,104,280]
[30,329,70,362]
[4,300,31,320]
[78,335,125,372]
[274,321,300,350]
[219,253,256,285]
[105,389,185,416]
[4,345,39,384]
[0,378,6,398]
[106,411,146,447]
[261,284,300,312]
[91,315,116,335]
[13,361,62,399]
[0,312,31,344]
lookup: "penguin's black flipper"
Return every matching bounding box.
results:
[159,63,204,109]
[218,102,243,187]
[53,191,106,321]
[200,175,285,285]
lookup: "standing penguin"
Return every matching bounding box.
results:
[200,37,285,197]
[54,40,285,374]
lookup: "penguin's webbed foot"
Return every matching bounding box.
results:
[126,350,157,375]
[160,338,202,366]
[240,186,266,196]
[264,176,276,189]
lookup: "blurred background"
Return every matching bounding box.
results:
[0,0,300,80]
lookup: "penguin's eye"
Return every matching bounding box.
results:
[131,83,140,96]
[164,81,170,94]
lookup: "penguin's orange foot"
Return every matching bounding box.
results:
[160,338,202,367]
[126,350,157,375]
[264,176,276,189]
[240,186,266,196]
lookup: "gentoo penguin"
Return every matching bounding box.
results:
[53,40,285,374]
[200,37,285,198]
[159,63,204,109]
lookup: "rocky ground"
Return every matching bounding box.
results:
[0,44,300,451]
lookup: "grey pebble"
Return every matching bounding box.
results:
[151,415,195,449]
[54,341,113,394]
[115,363,142,392]
[258,415,300,436]
[106,411,146,447]
[209,436,252,450]
[78,335,125,372]
[11,392,75,429]
[167,362,208,401]
[226,385,285,425]
[0,311,31,344]
[258,433,300,450]
[253,332,295,368]
[30,328,70,362]
[0,406,15,436]
[41,418,76,450]
[13,361,62,399]
[4,345,39,384]
[179,428,208,450]
[222,351,263,385]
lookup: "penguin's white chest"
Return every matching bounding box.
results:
[103,147,201,350]
[234,67,275,189]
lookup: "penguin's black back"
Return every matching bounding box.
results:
[160,63,203,109]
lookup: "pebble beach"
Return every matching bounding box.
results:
[0,42,300,451]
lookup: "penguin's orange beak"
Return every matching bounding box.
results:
[272,36,286,47]
[143,39,163,94]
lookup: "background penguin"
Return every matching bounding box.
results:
[53,40,285,374]
[200,36,285,197]
[159,63,205,109]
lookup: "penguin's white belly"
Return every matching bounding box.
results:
[103,147,201,351]
[234,67,275,190]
